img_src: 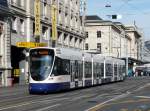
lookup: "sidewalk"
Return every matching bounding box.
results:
[0,84,28,94]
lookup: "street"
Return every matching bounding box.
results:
[0,77,150,111]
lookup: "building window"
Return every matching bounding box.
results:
[59,9,61,14]
[97,31,101,38]
[12,17,17,32]
[17,0,21,7]
[0,33,2,55]
[20,19,24,34]
[85,43,88,50]
[11,0,24,8]
[11,0,16,4]
[76,0,78,4]
[85,32,88,38]
[43,1,47,17]
[42,26,48,40]
[97,43,101,53]
[21,0,24,7]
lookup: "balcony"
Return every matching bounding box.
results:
[11,1,25,11]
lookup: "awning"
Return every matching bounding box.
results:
[121,57,144,65]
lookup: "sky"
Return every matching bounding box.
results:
[87,0,150,41]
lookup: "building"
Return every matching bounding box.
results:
[125,26,142,60]
[143,41,150,62]
[85,15,142,59]
[85,15,143,76]
[85,15,127,58]
[0,0,13,86]
[8,0,85,85]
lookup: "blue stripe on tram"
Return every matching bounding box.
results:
[29,82,70,93]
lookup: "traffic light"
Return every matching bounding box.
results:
[111,15,122,19]
[112,15,117,19]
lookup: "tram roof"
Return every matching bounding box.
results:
[29,47,124,64]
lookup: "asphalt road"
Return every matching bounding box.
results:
[0,77,150,111]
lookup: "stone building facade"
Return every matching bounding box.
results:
[85,15,142,60]
[85,16,127,58]
[125,26,142,60]
[0,1,12,86]
[3,0,85,85]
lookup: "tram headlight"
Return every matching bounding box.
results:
[49,77,54,80]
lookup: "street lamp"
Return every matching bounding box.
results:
[125,35,128,76]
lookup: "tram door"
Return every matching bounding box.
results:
[0,72,2,87]
[70,61,75,88]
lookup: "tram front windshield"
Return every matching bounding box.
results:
[29,49,54,81]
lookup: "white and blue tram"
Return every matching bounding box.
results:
[29,47,125,93]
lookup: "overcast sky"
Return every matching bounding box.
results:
[87,0,150,41]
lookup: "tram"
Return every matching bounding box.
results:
[28,47,125,93]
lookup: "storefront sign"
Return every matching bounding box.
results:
[51,5,57,40]
[16,42,47,48]
[34,0,41,37]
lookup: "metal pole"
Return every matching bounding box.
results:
[91,54,94,85]
[126,36,128,76]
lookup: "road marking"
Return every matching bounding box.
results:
[0,95,32,103]
[136,96,150,99]
[36,104,61,111]
[134,83,150,92]
[86,93,130,111]
[0,92,27,98]
[93,94,109,98]
[72,95,89,101]
[0,98,68,110]
[70,94,109,102]
[86,98,150,111]
[0,93,70,104]
[120,109,128,111]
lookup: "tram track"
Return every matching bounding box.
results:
[0,77,150,111]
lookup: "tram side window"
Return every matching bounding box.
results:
[62,59,70,75]
[120,65,125,76]
[75,60,79,79]
[110,64,113,76]
[101,63,104,77]
[114,64,117,76]
[119,65,122,76]
[106,64,113,76]
[70,61,75,81]
[85,62,92,78]
[94,63,97,78]
[97,63,101,78]
[123,65,126,74]
[89,62,92,78]
[78,61,83,80]
[52,57,61,76]
[85,62,88,78]
[52,57,70,76]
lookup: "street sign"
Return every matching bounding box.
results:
[51,5,57,41]
[34,0,41,37]
[16,42,47,48]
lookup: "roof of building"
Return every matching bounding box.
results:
[125,26,142,38]
[85,15,103,21]
[145,41,150,51]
